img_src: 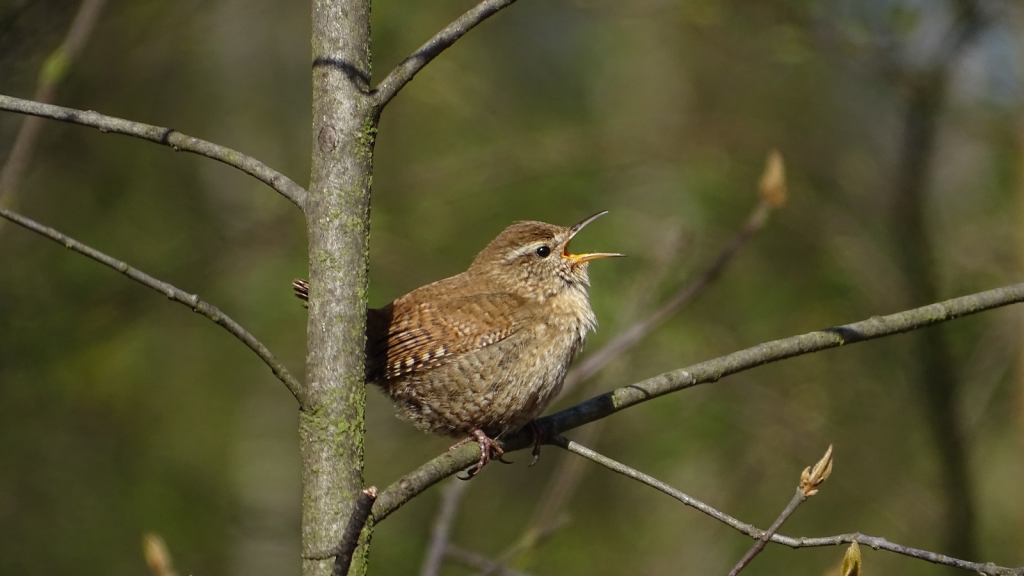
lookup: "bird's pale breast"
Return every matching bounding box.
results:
[375,284,595,438]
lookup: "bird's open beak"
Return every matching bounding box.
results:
[563,211,625,264]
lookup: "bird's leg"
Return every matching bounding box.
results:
[452,428,504,480]
[528,420,547,466]
[447,436,475,451]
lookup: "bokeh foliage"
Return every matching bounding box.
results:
[1,1,1023,575]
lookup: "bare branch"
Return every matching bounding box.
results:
[474,424,595,576]
[371,280,1024,521]
[554,436,1023,576]
[551,434,753,529]
[372,0,519,110]
[563,150,786,395]
[726,488,807,576]
[726,445,832,576]
[0,0,107,200]
[421,479,470,576]
[0,94,307,209]
[546,281,1024,439]
[0,206,307,406]
[446,545,535,576]
[471,514,570,576]
[564,194,780,394]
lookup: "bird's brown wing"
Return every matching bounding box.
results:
[366,292,530,382]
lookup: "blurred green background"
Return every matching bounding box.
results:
[2,0,1023,575]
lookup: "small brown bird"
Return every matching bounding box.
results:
[294,212,621,478]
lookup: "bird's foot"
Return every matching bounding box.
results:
[528,420,547,466]
[452,428,504,480]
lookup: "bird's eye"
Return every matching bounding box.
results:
[535,245,551,258]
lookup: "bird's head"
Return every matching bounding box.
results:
[469,212,623,300]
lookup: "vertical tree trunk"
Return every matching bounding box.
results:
[1016,122,1024,552]
[303,1,377,575]
[892,71,975,561]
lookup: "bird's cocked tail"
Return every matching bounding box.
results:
[292,279,309,307]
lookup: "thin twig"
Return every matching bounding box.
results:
[372,280,1024,521]
[473,421,599,576]
[551,434,759,532]
[472,515,571,576]
[0,94,307,208]
[725,446,833,576]
[523,425,593,537]
[446,545,535,576]
[0,205,306,406]
[372,0,520,110]
[565,150,785,394]
[553,436,1022,576]
[725,488,806,576]
[421,479,470,576]
[563,196,777,396]
[0,0,107,200]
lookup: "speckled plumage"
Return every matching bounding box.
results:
[295,213,620,476]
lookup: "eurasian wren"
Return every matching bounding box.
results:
[294,212,620,478]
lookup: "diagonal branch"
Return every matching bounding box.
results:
[725,445,832,576]
[726,488,807,576]
[553,436,1023,576]
[562,198,775,393]
[0,205,307,406]
[0,94,307,209]
[445,545,535,576]
[0,0,108,200]
[371,280,1024,521]
[372,0,520,110]
[470,510,570,576]
[421,479,470,576]
[543,281,1024,440]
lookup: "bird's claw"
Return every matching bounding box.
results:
[451,423,544,478]
[453,428,503,480]
[528,420,546,467]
